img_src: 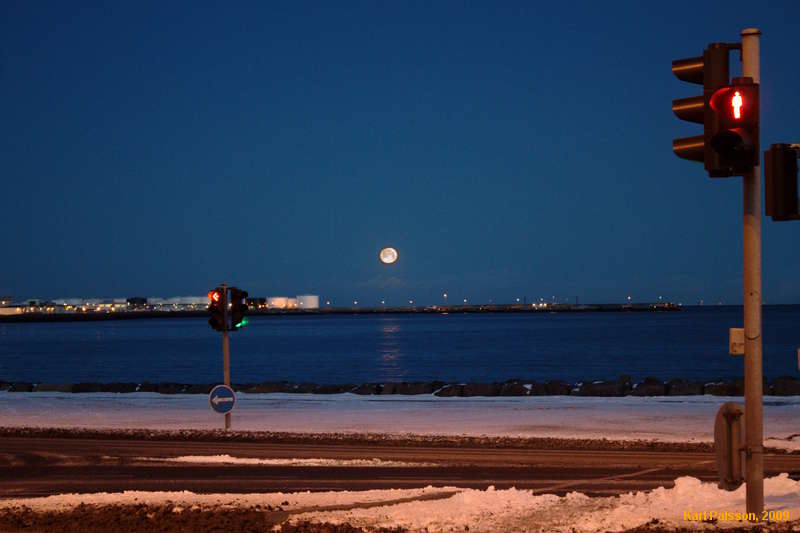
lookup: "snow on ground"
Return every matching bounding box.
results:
[2,476,798,531]
[135,454,434,467]
[1,391,798,450]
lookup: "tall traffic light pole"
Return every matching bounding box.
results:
[673,28,764,515]
[221,282,231,430]
[740,27,763,515]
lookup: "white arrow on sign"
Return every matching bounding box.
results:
[212,396,234,405]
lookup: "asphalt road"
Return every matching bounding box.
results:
[2,436,799,499]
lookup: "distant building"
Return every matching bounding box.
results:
[127,297,147,309]
[297,295,319,309]
[246,297,267,310]
[148,296,208,311]
[268,296,288,309]
[266,295,319,310]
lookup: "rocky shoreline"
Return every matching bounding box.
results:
[3,375,800,396]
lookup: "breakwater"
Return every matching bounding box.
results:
[3,375,799,396]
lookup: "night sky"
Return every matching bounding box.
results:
[2,1,799,305]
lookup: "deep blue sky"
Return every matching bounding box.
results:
[2,1,799,305]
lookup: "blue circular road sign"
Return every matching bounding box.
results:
[209,384,236,414]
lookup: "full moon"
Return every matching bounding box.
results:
[379,247,398,264]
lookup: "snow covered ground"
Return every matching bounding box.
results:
[135,454,435,467]
[1,391,798,450]
[1,475,798,531]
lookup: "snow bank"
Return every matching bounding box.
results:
[136,454,433,467]
[293,475,800,531]
[2,476,797,531]
[1,392,798,450]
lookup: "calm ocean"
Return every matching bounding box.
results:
[0,306,797,384]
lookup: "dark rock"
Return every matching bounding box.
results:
[434,384,463,397]
[34,383,74,392]
[314,384,354,394]
[393,382,442,395]
[631,376,667,396]
[770,376,800,396]
[499,382,530,396]
[244,382,290,393]
[70,383,103,393]
[351,383,382,395]
[380,382,444,395]
[185,383,214,394]
[157,382,187,394]
[462,383,501,396]
[543,381,572,395]
[525,382,548,395]
[576,377,631,396]
[704,380,744,396]
[666,379,704,395]
[101,383,137,393]
[9,382,33,392]
[137,382,158,392]
[287,383,318,394]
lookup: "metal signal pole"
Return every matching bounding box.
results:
[740,27,763,515]
[221,283,231,431]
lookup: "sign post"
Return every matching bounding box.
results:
[220,283,232,430]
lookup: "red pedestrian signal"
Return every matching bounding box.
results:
[732,91,743,119]
[708,78,760,174]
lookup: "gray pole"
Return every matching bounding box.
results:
[221,283,231,431]
[741,27,763,515]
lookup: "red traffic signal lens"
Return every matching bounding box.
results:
[731,91,743,119]
[208,290,220,302]
[709,81,757,125]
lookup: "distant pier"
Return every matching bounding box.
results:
[0,302,679,323]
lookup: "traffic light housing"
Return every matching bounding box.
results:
[208,287,226,332]
[672,43,733,176]
[709,78,760,175]
[229,287,249,330]
[764,144,800,221]
[672,42,760,178]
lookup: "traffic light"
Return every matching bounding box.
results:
[229,287,249,330]
[764,144,800,221]
[208,287,226,332]
[709,78,759,175]
[672,43,733,176]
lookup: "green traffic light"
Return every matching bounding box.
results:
[234,317,249,328]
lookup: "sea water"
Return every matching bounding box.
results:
[0,306,797,384]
